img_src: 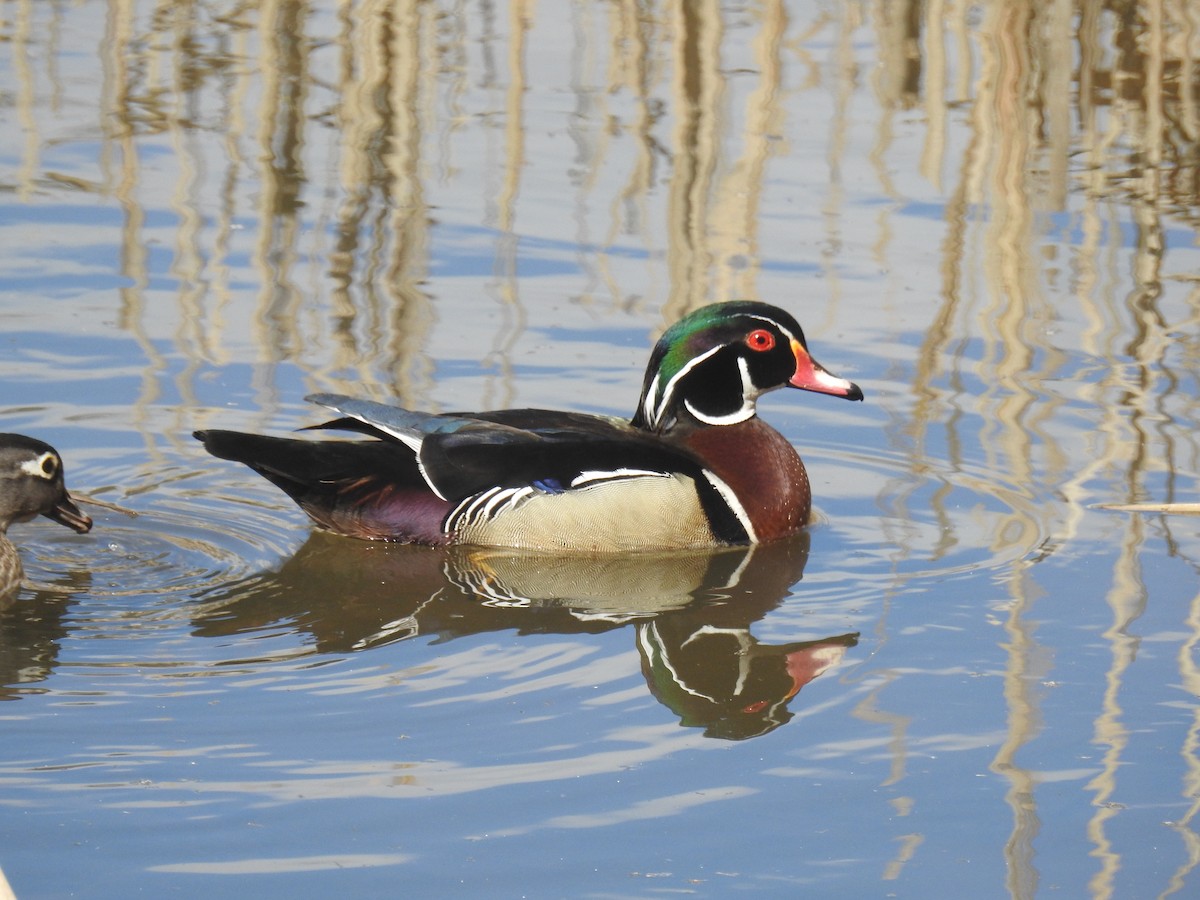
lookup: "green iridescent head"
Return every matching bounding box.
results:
[631,301,862,432]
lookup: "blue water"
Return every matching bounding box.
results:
[3,1,1200,897]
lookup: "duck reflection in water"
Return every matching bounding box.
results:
[191,530,858,741]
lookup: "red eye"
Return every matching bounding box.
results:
[745,329,775,352]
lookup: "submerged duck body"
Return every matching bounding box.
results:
[196,301,863,552]
[0,434,93,599]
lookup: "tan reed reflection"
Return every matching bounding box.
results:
[663,0,725,323]
[919,0,948,191]
[1167,576,1200,893]
[1072,9,1200,888]
[325,0,436,408]
[955,3,1074,892]
[252,0,310,382]
[477,0,532,413]
[813,1,859,332]
[1073,9,1200,890]
[86,0,447,430]
[876,13,1063,883]
[868,0,1200,892]
[1085,515,1147,899]
[707,0,787,306]
[11,0,40,200]
[15,0,844,417]
[656,0,807,327]
[100,0,177,471]
[594,0,665,312]
[580,0,796,330]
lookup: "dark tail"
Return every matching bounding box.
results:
[194,430,449,543]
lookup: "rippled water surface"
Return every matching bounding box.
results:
[3,1,1200,897]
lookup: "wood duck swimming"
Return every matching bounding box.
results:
[196,301,864,552]
[0,434,93,599]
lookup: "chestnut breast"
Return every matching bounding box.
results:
[678,417,811,542]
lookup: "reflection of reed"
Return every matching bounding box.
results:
[11,0,38,201]
[479,0,532,412]
[599,1,665,310]
[1169,580,1200,892]
[14,0,1199,385]
[873,2,1200,892]
[254,0,308,376]
[21,0,888,408]
[102,0,176,474]
[708,0,786,305]
[956,4,1062,891]
[1085,516,1147,898]
[664,0,724,322]
[327,0,435,406]
[1074,6,1200,894]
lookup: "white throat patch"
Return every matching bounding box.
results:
[682,356,758,425]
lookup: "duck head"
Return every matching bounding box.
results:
[631,301,863,433]
[0,434,93,535]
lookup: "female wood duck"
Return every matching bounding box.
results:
[0,434,93,599]
[196,301,863,552]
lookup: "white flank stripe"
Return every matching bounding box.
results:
[481,487,516,520]
[651,345,723,428]
[449,485,538,534]
[448,489,494,530]
[572,468,670,488]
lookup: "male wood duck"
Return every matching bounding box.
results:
[0,434,93,599]
[196,301,863,552]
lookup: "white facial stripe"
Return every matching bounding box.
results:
[19,453,56,479]
[738,355,757,397]
[638,624,696,696]
[702,470,758,543]
[650,344,724,428]
[641,372,661,427]
[650,316,797,429]
[742,312,797,345]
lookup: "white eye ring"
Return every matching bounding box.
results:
[20,452,58,480]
